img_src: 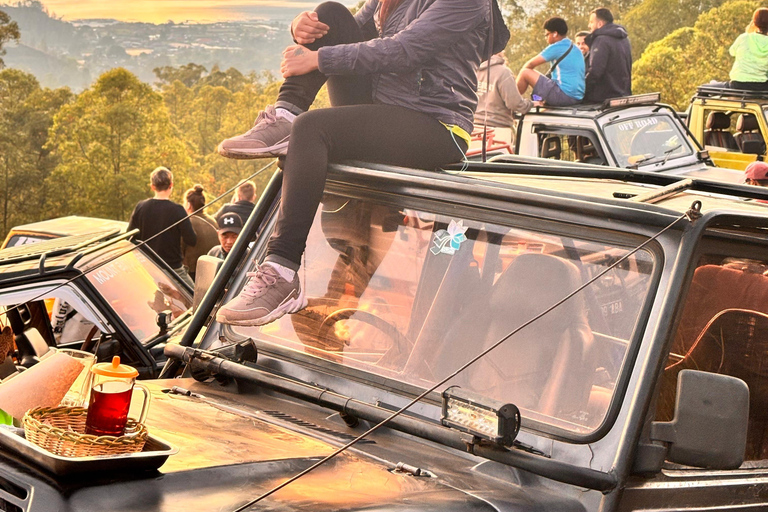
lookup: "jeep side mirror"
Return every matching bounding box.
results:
[650,370,748,469]
[193,255,223,312]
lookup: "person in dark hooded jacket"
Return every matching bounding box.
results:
[583,8,631,103]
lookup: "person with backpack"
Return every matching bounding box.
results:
[516,17,584,107]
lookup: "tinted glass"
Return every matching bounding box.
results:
[85,248,191,343]
[234,194,655,434]
[604,114,693,168]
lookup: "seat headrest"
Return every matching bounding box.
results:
[490,253,584,324]
[737,113,759,133]
[706,112,732,130]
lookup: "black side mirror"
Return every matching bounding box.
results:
[650,370,748,470]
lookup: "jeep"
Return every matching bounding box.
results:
[686,85,768,170]
[0,161,767,511]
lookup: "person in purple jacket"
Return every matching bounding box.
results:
[215,0,499,326]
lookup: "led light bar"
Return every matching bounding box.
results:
[602,92,661,109]
[441,387,520,447]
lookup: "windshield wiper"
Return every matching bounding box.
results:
[658,144,683,166]
[632,144,683,168]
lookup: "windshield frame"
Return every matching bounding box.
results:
[80,244,193,344]
[600,110,696,170]
[210,181,664,443]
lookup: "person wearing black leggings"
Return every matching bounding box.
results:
[216,0,498,326]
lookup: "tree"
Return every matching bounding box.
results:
[0,9,20,68]
[633,0,761,109]
[0,68,71,237]
[623,0,729,59]
[45,68,192,220]
[153,63,208,88]
[504,0,640,73]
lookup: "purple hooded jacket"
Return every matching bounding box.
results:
[317,0,492,136]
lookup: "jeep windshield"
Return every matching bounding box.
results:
[226,191,656,436]
[603,113,693,168]
[82,245,192,343]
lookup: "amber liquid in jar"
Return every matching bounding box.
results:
[85,381,132,436]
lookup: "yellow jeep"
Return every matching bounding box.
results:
[687,85,768,170]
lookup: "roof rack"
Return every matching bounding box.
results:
[0,229,126,267]
[441,158,768,202]
[694,85,768,101]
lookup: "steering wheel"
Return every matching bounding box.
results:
[80,326,101,354]
[317,309,414,364]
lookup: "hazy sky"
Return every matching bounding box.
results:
[39,0,336,23]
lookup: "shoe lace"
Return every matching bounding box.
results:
[241,265,279,298]
[247,106,277,133]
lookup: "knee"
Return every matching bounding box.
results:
[315,2,349,20]
[291,110,326,139]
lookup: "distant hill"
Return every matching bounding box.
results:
[0,1,292,90]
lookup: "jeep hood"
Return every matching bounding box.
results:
[3,382,585,512]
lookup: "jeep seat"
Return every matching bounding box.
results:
[658,265,768,460]
[704,112,739,150]
[428,253,595,420]
[735,114,766,155]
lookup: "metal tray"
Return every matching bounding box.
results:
[0,425,178,475]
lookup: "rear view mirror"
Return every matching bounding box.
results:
[651,370,748,469]
[193,255,223,312]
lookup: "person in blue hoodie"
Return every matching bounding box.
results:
[583,8,631,103]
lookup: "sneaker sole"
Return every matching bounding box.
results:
[216,293,308,327]
[217,141,288,159]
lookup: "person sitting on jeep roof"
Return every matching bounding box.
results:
[516,17,584,107]
[575,30,590,61]
[728,8,768,91]
[475,52,532,146]
[214,0,502,327]
[583,7,631,103]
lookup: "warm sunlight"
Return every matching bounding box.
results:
[41,0,320,23]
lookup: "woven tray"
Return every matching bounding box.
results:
[23,406,148,457]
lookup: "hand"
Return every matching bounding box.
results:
[281,45,319,77]
[291,11,329,45]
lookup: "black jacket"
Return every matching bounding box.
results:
[213,200,254,223]
[584,23,632,103]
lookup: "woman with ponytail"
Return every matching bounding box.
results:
[215,0,507,326]
[182,184,218,281]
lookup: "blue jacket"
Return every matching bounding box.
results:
[317,0,491,135]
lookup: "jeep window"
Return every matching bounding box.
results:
[536,130,606,165]
[655,255,768,463]
[85,249,191,343]
[603,115,692,168]
[231,193,656,435]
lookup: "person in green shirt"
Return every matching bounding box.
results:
[729,8,768,91]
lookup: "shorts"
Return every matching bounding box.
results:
[533,75,580,107]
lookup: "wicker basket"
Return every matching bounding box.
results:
[23,407,148,457]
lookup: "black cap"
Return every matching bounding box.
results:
[217,212,243,235]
